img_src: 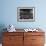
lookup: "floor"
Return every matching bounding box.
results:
[0,44,2,46]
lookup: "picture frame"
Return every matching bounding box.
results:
[17,7,35,22]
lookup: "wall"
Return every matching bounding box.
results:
[0,0,46,29]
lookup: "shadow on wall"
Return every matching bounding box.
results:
[0,24,7,43]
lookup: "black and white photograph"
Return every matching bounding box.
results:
[17,7,35,22]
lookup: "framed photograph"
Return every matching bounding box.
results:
[17,7,35,22]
